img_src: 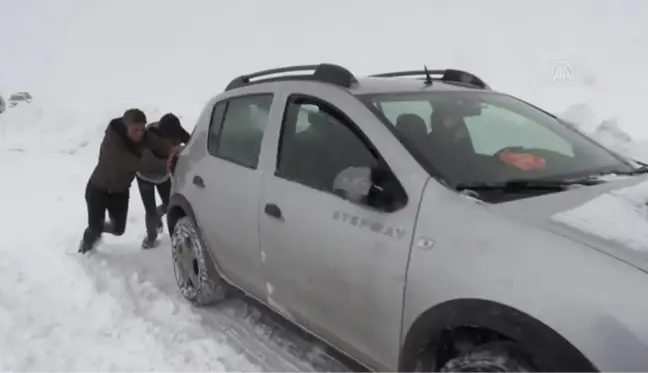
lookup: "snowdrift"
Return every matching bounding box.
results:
[553,178,648,252]
[558,103,648,162]
[0,98,200,156]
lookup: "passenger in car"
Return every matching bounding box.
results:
[395,113,428,149]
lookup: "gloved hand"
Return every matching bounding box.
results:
[167,148,181,174]
[171,144,185,153]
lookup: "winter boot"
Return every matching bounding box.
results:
[141,235,160,249]
[142,214,160,250]
[79,228,101,254]
[78,239,92,253]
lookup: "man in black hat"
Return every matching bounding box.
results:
[136,113,190,248]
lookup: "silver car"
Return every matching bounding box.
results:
[167,63,648,372]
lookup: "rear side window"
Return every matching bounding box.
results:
[207,94,274,169]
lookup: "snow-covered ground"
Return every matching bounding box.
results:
[2,0,648,371]
[0,101,350,371]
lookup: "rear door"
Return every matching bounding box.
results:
[190,92,276,298]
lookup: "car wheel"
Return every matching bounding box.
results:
[171,216,226,306]
[439,341,537,372]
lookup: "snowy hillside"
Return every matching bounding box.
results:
[2,0,648,371]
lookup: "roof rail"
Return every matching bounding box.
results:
[225,63,358,91]
[370,68,490,90]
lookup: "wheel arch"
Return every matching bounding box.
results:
[166,192,197,233]
[167,191,225,277]
[399,298,597,372]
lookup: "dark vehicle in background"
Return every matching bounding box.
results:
[8,92,33,108]
[0,95,5,114]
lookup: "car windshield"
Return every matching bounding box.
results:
[10,94,25,101]
[358,91,637,186]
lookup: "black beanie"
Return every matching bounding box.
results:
[159,113,181,136]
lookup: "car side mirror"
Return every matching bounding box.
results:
[332,165,405,212]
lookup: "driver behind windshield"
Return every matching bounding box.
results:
[425,104,484,181]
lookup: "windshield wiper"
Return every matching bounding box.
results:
[455,165,648,193]
[455,178,599,193]
[607,165,648,176]
[569,166,648,181]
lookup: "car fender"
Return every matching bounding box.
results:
[399,298,595,372]
[166,192,197,233]
[402,183,648,371]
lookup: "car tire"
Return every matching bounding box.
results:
[439,341,537,372]
[171,216,226,306]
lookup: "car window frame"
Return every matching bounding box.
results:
[275,93,408,211]
[206,92,274,170]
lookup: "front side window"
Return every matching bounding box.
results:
[276,95,407,211]
[277,97,378,193]
[359,91,635,187]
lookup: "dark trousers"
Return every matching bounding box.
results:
[136,176,171,240]
[82,181,130,248]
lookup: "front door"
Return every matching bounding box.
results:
[258,90,428,369]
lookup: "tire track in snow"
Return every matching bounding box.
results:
[82,239,349,372]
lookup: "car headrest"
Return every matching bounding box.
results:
[396,113,428,138]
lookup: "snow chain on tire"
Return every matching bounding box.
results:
[171,216,226,306]
[439,341,537,372]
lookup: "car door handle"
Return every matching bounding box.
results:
[193,175,206,188]
[264,203,283,220]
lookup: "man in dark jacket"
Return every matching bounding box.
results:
[137,113,190,248]
[79,108,173,254]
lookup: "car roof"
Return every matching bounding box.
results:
[222,64,494,98]
[348,76,491,95]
